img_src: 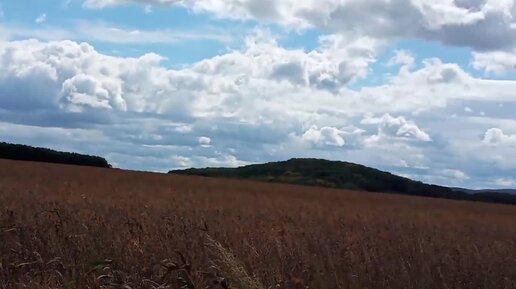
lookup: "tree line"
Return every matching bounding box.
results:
[0,142,111,168]
[171,158,516,205]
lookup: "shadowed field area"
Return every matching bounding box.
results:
[1,159,515,289]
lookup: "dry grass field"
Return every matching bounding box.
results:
[1,159,515,289]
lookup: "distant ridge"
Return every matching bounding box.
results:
[171,158,516,205]
[0,142,111,168]
[453,188,516,195]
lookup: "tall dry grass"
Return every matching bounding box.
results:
[0,159,515,289]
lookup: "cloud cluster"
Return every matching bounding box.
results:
[83,0,516,53]
[15,29,369,117]
[0,39,166,114]
[84,0,516,78]
[0,35,514,166]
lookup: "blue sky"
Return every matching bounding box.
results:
[1,0,516,189]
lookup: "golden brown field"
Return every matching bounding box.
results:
[1,159,515,289]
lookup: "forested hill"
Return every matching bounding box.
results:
[171,158,516,205]
[0,142,111,168]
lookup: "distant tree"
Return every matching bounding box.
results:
[0,142,111,168]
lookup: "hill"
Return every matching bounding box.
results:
[454,188,516,195]
[0,141,111,168]
[171,158,516,205]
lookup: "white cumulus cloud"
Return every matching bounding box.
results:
[198,136,212,147]
[483,128,516,145]
[473,50,516,74]
[301,126,346,147]
[362,114,432,142]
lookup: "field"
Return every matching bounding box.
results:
[1,159,515,289]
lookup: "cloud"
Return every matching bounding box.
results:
[472,50,516,74]
[362,114,432,142]
[61,74,127,111]
[73,20,233,44]
[2,20,233,45]
[198,136,212,147]
[387,49,415,68]
[439,169,470,181]
[82,0,516,52]
[410,0,485,29]
[0,34,512,124]
[0,39,146,114]
[35,14,47,24]
[78,0,516,84]
[84,0,181,9]
[301,126,346,147]
[483,128,516,145]
[0,35,514,128]
[494,177,516,187]
[191,31,381,91]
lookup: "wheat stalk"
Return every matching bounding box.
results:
[204,234,264,289]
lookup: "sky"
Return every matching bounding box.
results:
[1,0,516,189]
